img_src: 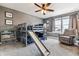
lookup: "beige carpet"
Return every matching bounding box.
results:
[0,36,79,56]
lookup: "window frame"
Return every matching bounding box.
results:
[54,16,69,33]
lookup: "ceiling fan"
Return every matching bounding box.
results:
[34,3,54,15]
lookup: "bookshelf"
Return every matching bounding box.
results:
[33,24,45,40]
[33,24,43,33]
[16,23,27,46]
[0,25,16,44]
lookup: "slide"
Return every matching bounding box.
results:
[28,31,50,56]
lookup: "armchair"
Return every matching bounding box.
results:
[59,29,76,45]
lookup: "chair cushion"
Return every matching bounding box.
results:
[64,29,75,36]
[60,36,70,38]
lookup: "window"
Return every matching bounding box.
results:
[54,16,69,33]
[62,16,69,33]
[55,18,61,32]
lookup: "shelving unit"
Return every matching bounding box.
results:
[33,24,43,33]
[33,24,45,40]
[16,23,27,46]
[27,24,45,44]
[27,25,34,44]
[16,23,45,45]
[0,25,16,44]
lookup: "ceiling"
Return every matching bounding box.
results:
[0,3,79,19]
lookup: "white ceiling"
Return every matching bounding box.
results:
[0,3,79,19]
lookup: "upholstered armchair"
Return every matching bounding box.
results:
[59,29,76,45]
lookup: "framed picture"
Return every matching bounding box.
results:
[5,19,13,25]
[5,12,13,18]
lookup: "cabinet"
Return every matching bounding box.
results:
[0,25,16,44]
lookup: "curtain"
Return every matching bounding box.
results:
[69,14,77,30]
[69,13,78,35]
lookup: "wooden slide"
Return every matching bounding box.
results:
[28,31,50,56]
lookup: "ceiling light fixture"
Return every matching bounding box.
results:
[34,3,54,15]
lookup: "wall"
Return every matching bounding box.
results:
[45,13,79,33]
[0,6,42,27]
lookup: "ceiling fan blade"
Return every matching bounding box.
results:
[34,3,42,8]
[46,9,54,12]
[46,3,51,7]
[35,10,41,12]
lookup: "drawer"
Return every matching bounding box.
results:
[1,35,10,39]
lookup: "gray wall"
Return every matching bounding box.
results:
[0,6,43,27]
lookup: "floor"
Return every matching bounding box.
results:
[0,36,79,56]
